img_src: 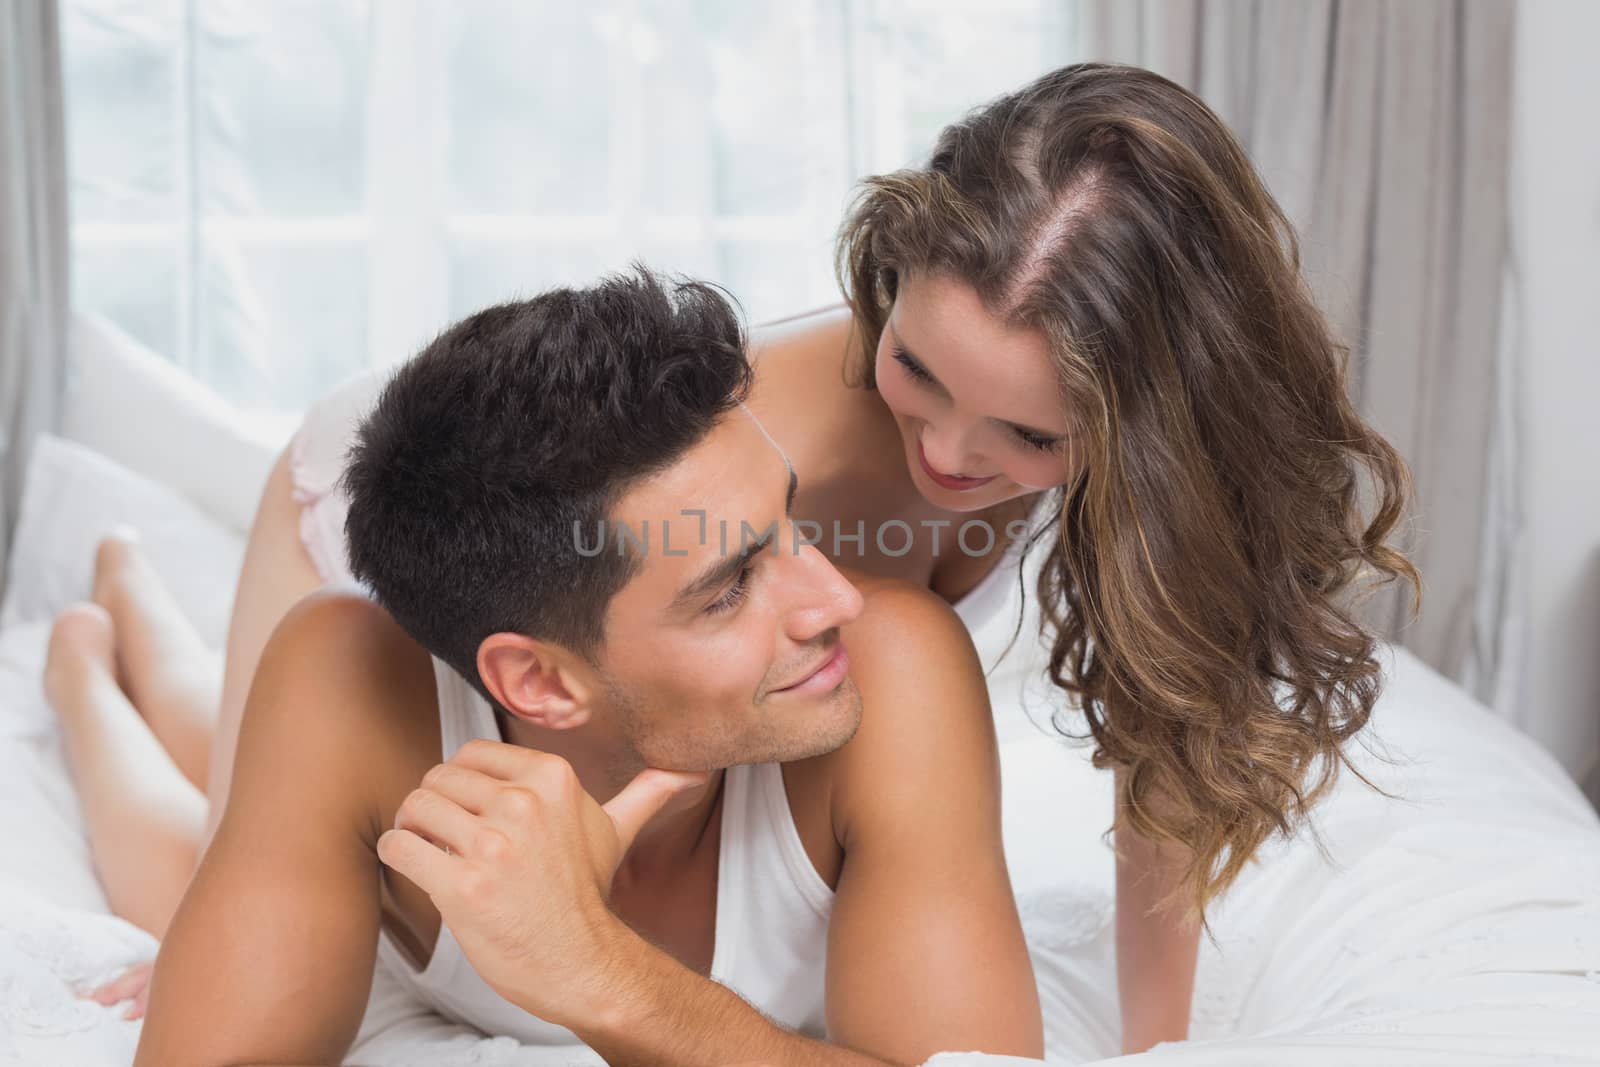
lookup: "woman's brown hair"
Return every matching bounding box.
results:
[836,63,1419,916]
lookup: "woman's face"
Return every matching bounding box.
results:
[874,271,1080,514]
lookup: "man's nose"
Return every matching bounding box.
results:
[783,541,863,641]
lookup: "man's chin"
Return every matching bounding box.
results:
[641,680,864,772]
[756,678,864,764]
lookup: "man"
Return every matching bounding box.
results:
[133,270,1043,1066]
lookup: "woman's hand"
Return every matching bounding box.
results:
[78,959,155,1020]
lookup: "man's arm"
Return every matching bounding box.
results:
[134,593,426,1067]
[377,742,898,1067]
[813,581,1043,1061]
[572,926,891,1067]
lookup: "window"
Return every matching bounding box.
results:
[64,0,1076,414]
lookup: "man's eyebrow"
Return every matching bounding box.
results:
[889,324,1065,442]
[670,456,796,613]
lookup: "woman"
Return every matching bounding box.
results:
[50,63,1416,1055]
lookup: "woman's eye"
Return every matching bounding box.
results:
[1013,427,1062,453]
[893,345,934,383]
[892,341,1060,454]
[706,563,753,615]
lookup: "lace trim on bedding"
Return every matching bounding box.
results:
[0,882,156,1056]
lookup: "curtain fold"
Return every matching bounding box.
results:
[0,0,70,602]
[1075,0,1520,715]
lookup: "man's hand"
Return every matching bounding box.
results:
[376,739,706,1028]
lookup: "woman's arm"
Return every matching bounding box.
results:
[1113,766,1202,1054]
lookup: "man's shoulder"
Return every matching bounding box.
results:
[266,588,435,689]
[836,567,981,683]
[792,567,998,840]
[247,589,442,796]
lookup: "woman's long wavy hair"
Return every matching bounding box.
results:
[836,63,1420,917]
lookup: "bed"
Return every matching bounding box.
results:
[3,317,1598,1066]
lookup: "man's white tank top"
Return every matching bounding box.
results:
[371,656,836,1046]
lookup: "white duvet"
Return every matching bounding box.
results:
[2,434,1599,1065]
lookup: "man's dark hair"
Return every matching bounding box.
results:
[341,266,752,705]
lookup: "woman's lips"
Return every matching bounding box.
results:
[772,642,851,695]
[917,440,997,491]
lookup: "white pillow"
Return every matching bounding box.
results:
[62,313,288,537]
[0,433,245,651]
[0,433,242,1062]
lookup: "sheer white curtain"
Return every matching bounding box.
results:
[1,0,69,604]
[62,0,1077,415]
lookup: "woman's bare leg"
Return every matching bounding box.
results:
[91,531,221,793]
[67,442,327,1015]
[46,603,205,941]
[201,443,326,848]
[65,440,325,856]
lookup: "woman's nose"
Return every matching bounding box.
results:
[920,422,984,478]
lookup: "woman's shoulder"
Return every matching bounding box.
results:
[748,303,861,393]
[746,304,896,478]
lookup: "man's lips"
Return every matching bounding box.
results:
[771,642,851,695]
[917,440,997,491]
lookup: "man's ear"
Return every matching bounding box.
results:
[476,633,594,730]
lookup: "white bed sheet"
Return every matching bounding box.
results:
[1002,644,1600,1065]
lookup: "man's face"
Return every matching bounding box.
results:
[590,408,866,772]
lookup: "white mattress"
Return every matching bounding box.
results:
[2,434,1599,1065]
